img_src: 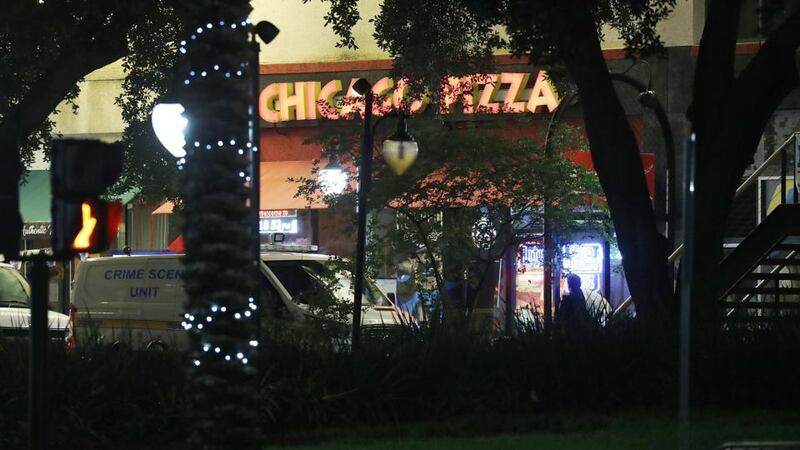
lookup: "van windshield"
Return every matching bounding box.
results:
[0,266,30,307]
[265,260,388,307]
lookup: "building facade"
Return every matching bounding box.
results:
[28,0,800,315]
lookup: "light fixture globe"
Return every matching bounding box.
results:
[382,115,418,175]
[319,158,347,196]
[151,103,188,158]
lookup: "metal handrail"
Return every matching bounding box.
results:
[612,132,799,317]
[672,131,798,262]
[724,249,798,317]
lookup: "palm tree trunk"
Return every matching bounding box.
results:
[179,2,261,448]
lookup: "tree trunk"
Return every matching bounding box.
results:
[690,3,800,331]
[0,126,22,257]
[559,3,672,323]
[179,2,262,448]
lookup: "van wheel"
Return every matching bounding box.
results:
[146,341,167,352]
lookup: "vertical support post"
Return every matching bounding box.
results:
[504,244,517,333]
[543,224,553,335]
[249,36,262,342]
[794,133,799,205]
[124,203,129,248]
[29,256,49,450]
[553,245,562,312]
[58,260,70,315]
[352,89,374,350]
[310,209,320,247]
[781,142,787,205]
[603,239,611,303]
[679,133,697,450]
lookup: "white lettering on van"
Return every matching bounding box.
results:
[130,287,160,298]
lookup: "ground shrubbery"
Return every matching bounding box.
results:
[0,339,187,449]
[1,319,799,449]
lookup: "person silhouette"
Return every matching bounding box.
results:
[558,273,588,334]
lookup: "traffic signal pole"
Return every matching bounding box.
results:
[31,138,124,450]
[28,254,49,450]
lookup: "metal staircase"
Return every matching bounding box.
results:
[719,205,800,326]
[612,132,800,326]
[717,132,800,327]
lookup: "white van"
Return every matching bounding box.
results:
[70,252,404,349]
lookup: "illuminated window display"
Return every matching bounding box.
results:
[513,238,623,320]
[561,243,604,291]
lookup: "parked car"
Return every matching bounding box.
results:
[0,263,70,342]
[70,252,405,349]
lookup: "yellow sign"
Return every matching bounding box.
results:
[259,71,560,123]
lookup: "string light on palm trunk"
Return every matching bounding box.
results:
[170,14,268,369]
[181,295,260,366]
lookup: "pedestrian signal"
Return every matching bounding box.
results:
[51,140,124,258]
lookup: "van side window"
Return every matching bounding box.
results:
[266,261,336,307]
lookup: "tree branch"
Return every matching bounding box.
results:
[0,11,130,256]
[10,42,127,141]
[691,0,742,140]
[724,8,800,178]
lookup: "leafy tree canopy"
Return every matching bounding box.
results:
[316,0,800,324]
[320,0,675,90]
[294,116,608,313]
[0,0,184,201]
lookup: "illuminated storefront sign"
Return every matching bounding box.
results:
[259,210,298,234]
[259,71,560,123]
[517,241,605,293]
[561,243,604,291]
[520,242,545,268]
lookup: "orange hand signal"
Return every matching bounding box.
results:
[72,202,97,250]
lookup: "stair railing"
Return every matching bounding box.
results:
[612,131,799,317]
[724,249,798,318]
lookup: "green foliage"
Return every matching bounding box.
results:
[113,1,185,202]
[2,322,799,448]
[303,0,362,49]
[295,117,608,315]
[0,0,185,198]
[321,0,676,92]
[0,1,99,165]
[372,0,504,89]
[0,340,187,449]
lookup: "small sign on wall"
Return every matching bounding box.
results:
[259,210,299,234]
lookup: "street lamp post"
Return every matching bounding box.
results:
[351,78,374,350]
[248,21,280,233]
[350,78,418,348]
[247,21,279,341]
